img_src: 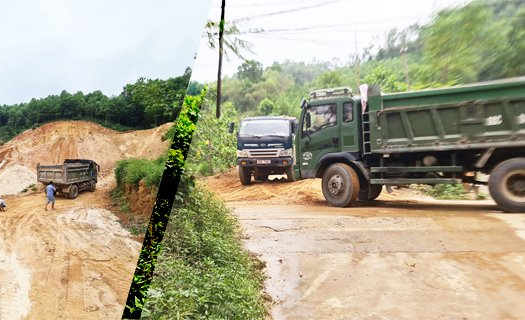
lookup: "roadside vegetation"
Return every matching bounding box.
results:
[113,92,267,318]
[141,183,267,319]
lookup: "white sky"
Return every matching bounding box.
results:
[0,0,212,105]
[192,0,471,82]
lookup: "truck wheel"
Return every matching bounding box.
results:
[358,184,383,201]
[285,165,296,182]
[89,180,96,192]
[489,158,525,213]
[69,184,79,199]
[322,163,360,207]
[239,167,251,185]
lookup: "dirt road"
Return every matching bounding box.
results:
[0,121,171,319]
[207,171,525,319]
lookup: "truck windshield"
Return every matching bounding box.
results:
[239,120,290,137]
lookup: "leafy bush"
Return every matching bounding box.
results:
[186,97,238,176]
[114,157,165,188]
[142,186,267,319]
[427,184,466,200]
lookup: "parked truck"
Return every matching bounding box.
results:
[37,159,100,199]
[294,77,525,212]
[233,116,297,185]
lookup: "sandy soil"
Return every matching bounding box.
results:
[0,121,172,319]
[206,169,525,320]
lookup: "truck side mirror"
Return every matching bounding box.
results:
[291,122,297,134]
[228,122,235,134]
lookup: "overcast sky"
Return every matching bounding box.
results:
[193,0,471,82]
[0,0,212,105]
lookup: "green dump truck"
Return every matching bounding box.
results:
[294,77,525,212]
[37,159,99,199]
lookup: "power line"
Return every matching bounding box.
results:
[232,0,346,22]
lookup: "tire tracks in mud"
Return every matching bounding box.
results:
[0,190,141,320]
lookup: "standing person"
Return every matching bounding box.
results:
[0,198,6,211]
[45,181,56,211]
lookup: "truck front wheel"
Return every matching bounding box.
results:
[322,163,360,207]
[285,165,296,182]
[239,166,252,185]
[489,158,525,213]
[69,184,79,199]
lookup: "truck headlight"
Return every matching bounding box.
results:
[237,150,248,157]
[279,148,293,157]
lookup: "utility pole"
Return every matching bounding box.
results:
[216,0,226,119]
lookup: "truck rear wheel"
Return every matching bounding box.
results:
[358,184,383,201]
[322,163,360,207]
[89,180,96,192]
[285,165,296,182]
[69,184,79,199]
[489,158,525,213]
[239,166,251,185]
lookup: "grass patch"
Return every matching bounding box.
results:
[142,185,267,319]
[425,184,467,200]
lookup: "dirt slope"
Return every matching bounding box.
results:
[0,121,172,319]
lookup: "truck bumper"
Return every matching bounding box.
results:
[237,157,293,167]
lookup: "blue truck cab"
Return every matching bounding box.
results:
[234,116,297,185]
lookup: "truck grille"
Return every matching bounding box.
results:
[247,148,280,157]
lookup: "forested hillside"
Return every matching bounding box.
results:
[219,0,525,119]
[0,68,201,144]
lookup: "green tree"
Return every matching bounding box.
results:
[237,59,263,82]
[257,98,275,115]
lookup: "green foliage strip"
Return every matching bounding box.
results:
[123,89,205,318]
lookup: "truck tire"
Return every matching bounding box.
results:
[69,184,79,199]
[322,163,360,207]
[358,184,383,201]
[239,166,251,185]
[489,158,525,213]
[285,165,296,182]
[89,180,96,192]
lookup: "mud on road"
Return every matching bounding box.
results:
[207,170,525,319]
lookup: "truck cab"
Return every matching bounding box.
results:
[295,87,362,180]
[235,116,297,185]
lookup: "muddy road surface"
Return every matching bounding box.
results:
[207,170,525,319]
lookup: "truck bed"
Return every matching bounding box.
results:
[368,77,525,153]
[37,163,92,185]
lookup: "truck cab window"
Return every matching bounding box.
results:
[343,102,353,122]
[303,103,337,134]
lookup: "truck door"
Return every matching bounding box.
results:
[298,103,339,178]
[339,101,359,152]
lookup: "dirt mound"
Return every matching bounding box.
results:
[0,120,172,173]
[0,164,37,195]
[205,168,326,205]
[205,168,433,205]
[0,120,173,319]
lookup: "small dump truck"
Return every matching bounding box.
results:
[232,116,297,184]
[295,77,525,212]
[37,159,99,199]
